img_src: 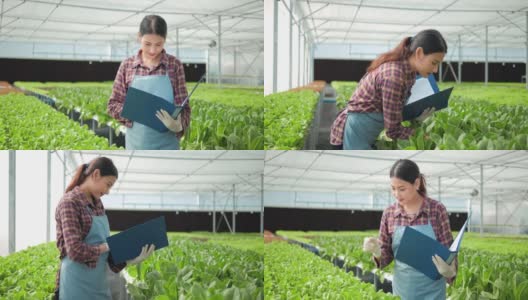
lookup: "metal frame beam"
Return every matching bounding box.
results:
[8,151,16,254]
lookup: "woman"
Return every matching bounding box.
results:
[330,29,447,149]
[55,157,154,300]
[107,15,191,150]
[363,159,457,300]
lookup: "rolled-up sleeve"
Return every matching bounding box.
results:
[107,61,130,125]
[379,71,414,140]
[375,209,394,269]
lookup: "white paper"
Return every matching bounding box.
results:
[449,219,468,252]
[406,77,435,105]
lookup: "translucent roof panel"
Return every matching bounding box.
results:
[264,151,528,199]
[68,150,264,194]
[0,0,263,49]
[296,0,527,48]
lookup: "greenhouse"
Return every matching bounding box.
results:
[264,150,528,299]
[0,0,264,150]
[1,1,528,300]
[0,150,264,299]
[264,1,528,150]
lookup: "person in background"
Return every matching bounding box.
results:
[55,157,154,300]
[330,29,447,149]
[363,159,457,300]
[108,15,191,150]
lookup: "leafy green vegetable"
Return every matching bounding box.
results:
[264,90,319,149]
[0,94,119,149]
[265,241,397,299]
[127,237,263,299]
[331,81,528,150]
[14,82,264,150]
[277,230,528,300]
[0,243,58,300]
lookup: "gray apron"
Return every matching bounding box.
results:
[343,112,384,150]
[125,69,180,150]
[392,219,446,300]
[59,207,111,300]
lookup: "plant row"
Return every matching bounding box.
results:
[264,241,398,299]
[14,82,264,150]
[264,90,319,149]
[127,237,263,299]
[0,94,118,149]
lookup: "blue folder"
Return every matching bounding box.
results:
[394,219,468,280]
[402,74,453,121]
[106,216,169,264]
[121,87,181,133]
[120,74,205,132]
[402,87,453,121]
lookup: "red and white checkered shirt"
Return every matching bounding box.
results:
[55,186,125,290]
[375,196,458,284]
[107,49,190,138]
[330,59,417,145]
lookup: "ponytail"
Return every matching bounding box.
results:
[367,29,448,73]
[65,164,89,193]
[65,157,118,193]
[418,173,427,196]
[367,37,412,72]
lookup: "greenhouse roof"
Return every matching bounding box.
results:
[66,150,264,194]
[294,0,527,48]
[264,150,528,199]
[0,0,263,51]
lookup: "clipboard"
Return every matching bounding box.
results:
[402,74,453,121]
[106,216,169,264]
[394,219,468,280]
[120,74,205,131]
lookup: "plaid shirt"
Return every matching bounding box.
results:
[330,59,417,145]
[107,49,190,138]
[55,186,125,290]
[375,196,457,284]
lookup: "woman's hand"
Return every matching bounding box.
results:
[416,107,436,122]
[432,255,456,279]
[98,243,110,254]
[126,244,156,265]
[362,237,381,258]
[156,109,183,133]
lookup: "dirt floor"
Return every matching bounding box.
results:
[289,80,326,93]
[264,230,286,244]
[0,81,23,95]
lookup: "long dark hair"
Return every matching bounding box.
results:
[390,159,427,196]
[65,157,118,192]
[367,29,447,72]
[139,15,167,39]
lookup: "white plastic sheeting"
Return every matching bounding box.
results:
[66,150,264,197]
[0,0,263,83]
[65,150,264,213]
[264,150,528,234]
[264,150,528,196]
[0,0,262,49]
[297,0,526,48]
[265,0,527,93]
[0,150,265,255]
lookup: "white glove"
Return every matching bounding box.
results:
[432,255,456,279]
[126,244,155,266]
[156,109,183,133]
[362,237,381,258]
[416,107,436,122]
